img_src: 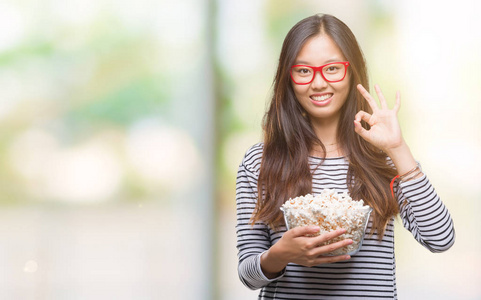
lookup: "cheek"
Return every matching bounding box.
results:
[335,81,351,97]
[292,84,308,99]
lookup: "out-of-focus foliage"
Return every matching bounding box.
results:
[0,4,180,205]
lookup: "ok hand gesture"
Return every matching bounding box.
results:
[354,84,404,153]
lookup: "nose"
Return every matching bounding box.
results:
[310,70,328,89]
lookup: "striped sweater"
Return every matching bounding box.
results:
[236,143,455,299]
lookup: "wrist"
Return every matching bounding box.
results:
[384,140,419,176]
[384,138,408,159]
[260,244,288,279]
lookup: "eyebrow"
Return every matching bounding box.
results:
[294,58,344,65]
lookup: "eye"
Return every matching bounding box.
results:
[325,66,339,72]
[293,67,312,76]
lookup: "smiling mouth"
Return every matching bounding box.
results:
[310,93,333,102]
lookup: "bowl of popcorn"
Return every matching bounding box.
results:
[280,189,372,256]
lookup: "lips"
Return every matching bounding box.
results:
[310,93,333,106]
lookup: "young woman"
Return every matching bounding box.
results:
[235,14,455,299]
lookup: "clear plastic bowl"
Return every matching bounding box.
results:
[281,206,372,256]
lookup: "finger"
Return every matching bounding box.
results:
[354,119,369,141]
[311,228,346,245]
[374,84,388,109]
[357,84,378,111]
[316,254,352,265]
[289,225,320,238]
[394,91,401,112]
[354,110,372,124]
[301,253,351,267]
[314,238,353,256]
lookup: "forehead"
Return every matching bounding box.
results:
[295,34,345,65]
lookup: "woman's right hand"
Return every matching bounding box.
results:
[261,226,352,278]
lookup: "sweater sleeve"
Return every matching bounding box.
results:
[235,150,286,290]
[396,173,455,252]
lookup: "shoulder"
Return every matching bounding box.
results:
[240,142,264,174]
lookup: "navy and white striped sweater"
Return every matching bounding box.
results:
[236,143,455,299]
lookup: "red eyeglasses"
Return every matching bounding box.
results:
[290,61,350,85]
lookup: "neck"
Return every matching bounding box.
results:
[310,117,339,145]
[309,116,343,157]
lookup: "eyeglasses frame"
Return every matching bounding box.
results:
[290,61,350,85]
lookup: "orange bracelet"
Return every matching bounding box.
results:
[390,175,400,198]
[390,163,421,198]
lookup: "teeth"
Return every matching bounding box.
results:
[311,94,332,101]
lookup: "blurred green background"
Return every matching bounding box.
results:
[0,0,479,299]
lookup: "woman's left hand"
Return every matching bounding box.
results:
[354,84,404,152]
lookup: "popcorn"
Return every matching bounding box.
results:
[280,189,372,256]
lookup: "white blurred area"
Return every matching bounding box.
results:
[219,1,481,300]
[0,0,479,300]
[391,2,481,299]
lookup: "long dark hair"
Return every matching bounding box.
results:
[252,14,398,239]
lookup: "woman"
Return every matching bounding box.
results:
[235,14,455,299]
